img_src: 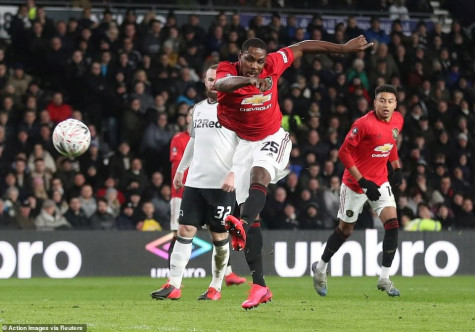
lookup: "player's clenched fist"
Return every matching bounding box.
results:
[249,77,271,92]
[358,177,381,201]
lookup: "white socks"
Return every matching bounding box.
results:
[380,266,391,279]
[209,243,230,291]
[316,260,328,274]
[168,237,193,289]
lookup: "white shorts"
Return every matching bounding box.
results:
[233,128,292,204]
[170,197,182,231]
[337,182,396,223]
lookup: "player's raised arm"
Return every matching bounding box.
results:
[215,76,270,93]
[288,35,373,59]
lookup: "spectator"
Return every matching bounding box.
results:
[8,63,32,98]
[453,197,475,229]
[79,184,97,218]
[35,199,71,230]
[15,198,36,229]
[45,92,72,124]
[120,157,149,194]
[115,200,137,230]
[140,112,174,174]
[403,202,442,231]
[389,0,410,20]
[4,130,33,162]
[301,130,330,165]
[27,143,56,174]
[322,175,341,229]
[150,184,171,227]
[300,202,325,229]
[261,186,289,229]
[90,197,116,230]
[130,81,154,113]
[345,16,363,40]
[12,157,32,198]
[64,196,90,230]
[104,187,121,217]
[136,201,162,231]
[121,98,144,151]
[96,176,125,205]
[51,188,68,215]
[435,203,455,230]
[365,17,390,45]
[54,158,75,194]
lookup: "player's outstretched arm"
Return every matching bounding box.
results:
[289,35,373,59]
[215,76,271,93]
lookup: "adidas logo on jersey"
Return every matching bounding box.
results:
[193,118,222,129]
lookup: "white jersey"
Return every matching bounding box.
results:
[186,99,238,188]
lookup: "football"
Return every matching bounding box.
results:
[52,119,91,158]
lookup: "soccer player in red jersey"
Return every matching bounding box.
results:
[168,119,191,267]
[312,84,404,297]
[214,36,373,309]
[166,69,246,293]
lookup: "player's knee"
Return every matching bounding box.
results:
[338,221,354,238]
[177,224,197,238]
[250,166,271,185]
[213,237,229,248]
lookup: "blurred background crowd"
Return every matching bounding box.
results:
[0,0,474,231]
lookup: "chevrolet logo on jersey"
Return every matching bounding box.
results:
[242,93,272,105]
[374,143,393,152]
[372,143,393,157]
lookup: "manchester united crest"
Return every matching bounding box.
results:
[392,128,399,140]
[265,76,273,90]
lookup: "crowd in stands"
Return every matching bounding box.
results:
[0,1,474,231]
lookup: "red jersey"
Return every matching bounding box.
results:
[339,111,404,193]
[216,47,294,141]
[170,131,190,198]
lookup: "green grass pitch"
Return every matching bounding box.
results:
[1,276,474,331]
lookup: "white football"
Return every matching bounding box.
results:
[52,119,91,157]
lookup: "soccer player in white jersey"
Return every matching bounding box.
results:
[151,64,240,300]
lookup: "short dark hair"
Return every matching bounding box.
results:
[241,38,267,53]
[375,84,397,98]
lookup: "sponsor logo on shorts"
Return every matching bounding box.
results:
[346,210,354,217]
